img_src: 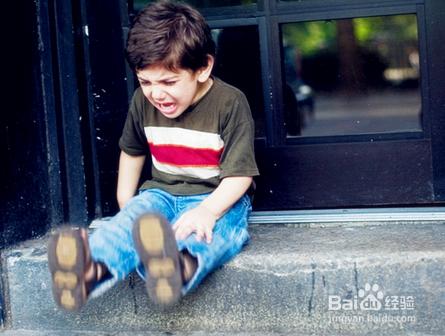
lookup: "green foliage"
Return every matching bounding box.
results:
[282,21,337,56]
[355,15,418,43]
[283,14,418,57]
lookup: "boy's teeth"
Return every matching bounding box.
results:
[159,102,175,112]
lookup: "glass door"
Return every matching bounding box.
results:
[122,0,445,211]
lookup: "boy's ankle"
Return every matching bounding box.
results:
[85,262,110,294]
[95,262,111,282]
[179,251,197,283]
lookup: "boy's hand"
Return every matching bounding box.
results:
[172,205,218,243]
[172,177,253,243]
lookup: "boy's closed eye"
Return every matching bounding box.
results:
[138,80,151,86]
[163,80,177,86]
[137,77,178,87]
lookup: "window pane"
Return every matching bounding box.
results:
[281,14,421,137]
[212,26,266,138]
[134,0,256,10]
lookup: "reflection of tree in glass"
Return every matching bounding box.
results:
[283,15,417,57]
[336,19,366,93]
[282,15,418,92]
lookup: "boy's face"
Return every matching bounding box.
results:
[136,61,213,119]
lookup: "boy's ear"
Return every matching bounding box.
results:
[197,55,215,83]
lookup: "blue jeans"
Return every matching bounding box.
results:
[88,188,251,298]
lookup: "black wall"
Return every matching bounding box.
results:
[1,0,62,248]
[85,0,131,216]
[0,0,131,248]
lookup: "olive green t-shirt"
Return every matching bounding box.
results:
[119,77,259,195]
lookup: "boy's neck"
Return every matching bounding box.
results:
[192,77,214,105]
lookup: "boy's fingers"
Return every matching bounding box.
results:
[172,217,184,231]
[172,216,187,235]
[173,223,183,239]
[204,227,213,243]
[175,228,185,240]
[176,224,194,240]
[206,233,213,244]
[195,230,204,241]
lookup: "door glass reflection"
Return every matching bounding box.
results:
[281,15,421,137]
[212,26,266,138]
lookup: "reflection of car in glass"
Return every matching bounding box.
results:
[283,45,315,135]
[295,83,314,118]
[284,80,315,136]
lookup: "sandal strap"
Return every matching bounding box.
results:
[179,252,197,283]
[95,262,110,282]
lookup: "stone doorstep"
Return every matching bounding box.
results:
[1,223,445,335]
[0,331,439,336]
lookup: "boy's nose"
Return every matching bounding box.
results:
[151,86,166,100]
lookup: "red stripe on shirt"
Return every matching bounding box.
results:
[148,142,223,167]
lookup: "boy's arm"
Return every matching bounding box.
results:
[173,176,253,243]
[116,151,146,209]
[200,176,252,218]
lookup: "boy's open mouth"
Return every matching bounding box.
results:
[157,102,177,115]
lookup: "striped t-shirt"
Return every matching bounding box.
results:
[119,77,259,195]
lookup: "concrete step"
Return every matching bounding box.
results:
[1,223,444,335]
[0,332,438,336]
[0,331,323,336]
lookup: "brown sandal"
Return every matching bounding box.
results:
[133,213,183,306]
[47,227,93,311]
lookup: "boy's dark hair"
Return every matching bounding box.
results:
[126,0,216,72]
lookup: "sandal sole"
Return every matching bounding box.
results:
[133,214,182,306]
[47,228,87,311]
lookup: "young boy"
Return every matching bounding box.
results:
[48,0,259,311]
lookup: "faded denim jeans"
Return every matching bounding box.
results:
[88,188,251,298]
